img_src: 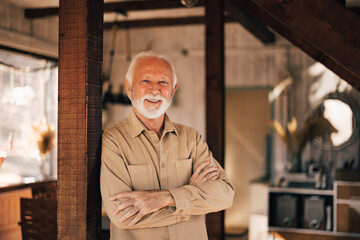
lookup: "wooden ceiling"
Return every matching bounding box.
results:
[15,0,360,90]
[231,0,360,90]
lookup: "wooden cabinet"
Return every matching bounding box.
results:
[0,188,32,240]
[335,181,360,235]
[268,181,360,239]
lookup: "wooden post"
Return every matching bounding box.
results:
[58,0,103,239]
[205,0,225,239]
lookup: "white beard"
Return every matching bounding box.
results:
[131,91,173,119]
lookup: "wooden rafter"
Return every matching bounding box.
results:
[231,0,360,90]
[25,0,274,44]
[224,0,275,44]
[25,0,204,19]
[103,16,236,29]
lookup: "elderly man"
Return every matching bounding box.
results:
[101,51,234,240]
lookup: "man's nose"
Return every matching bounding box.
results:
[148,83,160,94]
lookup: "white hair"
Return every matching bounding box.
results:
[125,51,177,89]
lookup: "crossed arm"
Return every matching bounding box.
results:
[110,161,220,226]
[100,129,234,229]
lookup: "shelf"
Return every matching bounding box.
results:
[270,227,360,237]
[269,226,334,236]
[269,187,334,196]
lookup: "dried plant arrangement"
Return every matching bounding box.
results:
[271,110,338,172]
[32,119,55,156]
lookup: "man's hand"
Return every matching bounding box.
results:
[110,190,175,226]
[189,160,220,186]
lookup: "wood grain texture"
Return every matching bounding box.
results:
[232,0,360,90]
[205,0,225,239]
[25,0,205,19]
[103,16,236,30]
[0,188,32,240]
[225,0,275,44]
[58,0,103,239]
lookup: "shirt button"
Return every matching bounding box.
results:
[180,216,185,221]
[161,163,166,168]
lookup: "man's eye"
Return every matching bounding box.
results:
[142,80,150,83]
[159,81,168,85]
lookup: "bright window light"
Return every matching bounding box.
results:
[323,99,353,146]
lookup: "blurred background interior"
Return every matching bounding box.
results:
[0,0,360,240]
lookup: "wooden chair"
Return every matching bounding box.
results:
[20,198,57,240]
[31,180,57,200]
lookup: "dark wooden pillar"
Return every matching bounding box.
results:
[205,0,225,239]
[58,0,103,239]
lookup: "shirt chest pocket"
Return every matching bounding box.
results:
[175,158,193,187]
[128,164,154,191]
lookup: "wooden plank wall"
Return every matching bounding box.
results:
[58,0,103,239]
[0,1,58,58]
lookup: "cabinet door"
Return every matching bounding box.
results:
[0,188,32,240]
[336,182,360,234]
[337,184,360,200]
[337,203,360,233]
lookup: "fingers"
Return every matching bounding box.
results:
[196,170,220,185]
[190,163,220,186]
[208,171,220,181]
[198,166,219,179]
[110,191,137,201]
[128,212,144,226]
[189,161,210,185]
[193,161,210,176]
[113,200,133,215]
[119,206,140,223]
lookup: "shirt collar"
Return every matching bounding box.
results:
[129,108,178,138]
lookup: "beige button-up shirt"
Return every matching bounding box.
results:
[100,109,234,240]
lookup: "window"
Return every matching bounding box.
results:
[0,49,57,183]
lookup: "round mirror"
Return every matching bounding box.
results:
[313,92,359,150]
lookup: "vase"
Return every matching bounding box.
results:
[39,155,49,180]
[289,152,302,173]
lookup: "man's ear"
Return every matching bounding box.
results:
[172,83,178,96]
[125,79,131,99]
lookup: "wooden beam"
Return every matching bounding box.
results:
[58,0,103,239]
[224,0,275,44]
[232,0,360,90]
[103,16,236,30]
[205,0,225,240]
[25,0,204,19]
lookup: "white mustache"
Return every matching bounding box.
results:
[143,94,165,101]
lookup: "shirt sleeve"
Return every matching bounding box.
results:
[168,131,235,215]
[100,129,189,230]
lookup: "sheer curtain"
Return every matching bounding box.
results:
[0,49,58,181]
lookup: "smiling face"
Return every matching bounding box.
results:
[125,56,178,120]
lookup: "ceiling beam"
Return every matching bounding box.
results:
[24,0,273,44]
[231,0,360,90]
[224,0,275,44]
[25,0,205,19]
[103,16,236,30]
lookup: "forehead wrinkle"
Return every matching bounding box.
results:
[138,71,172,81]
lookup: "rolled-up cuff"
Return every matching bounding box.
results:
[168,187,190,215]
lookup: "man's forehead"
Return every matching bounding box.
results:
[134,57,173,76]
[136,56,171,68]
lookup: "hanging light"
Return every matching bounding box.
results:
[181,0,198,7]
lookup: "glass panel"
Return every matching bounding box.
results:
[0,50,57,183]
